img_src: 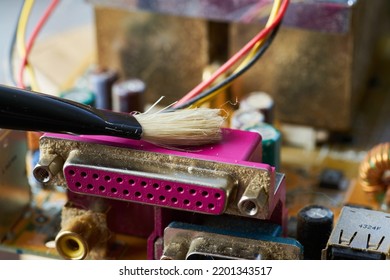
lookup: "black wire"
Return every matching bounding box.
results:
[173,22,281,110]
[8,1,25,86]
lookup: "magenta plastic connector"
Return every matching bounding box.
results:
[64,165,227,215]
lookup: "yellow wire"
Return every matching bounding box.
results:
[17,0,40,91]
[237,0,281,70]
[192,0,281,107]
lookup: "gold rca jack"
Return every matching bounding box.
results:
[55,206,110,260]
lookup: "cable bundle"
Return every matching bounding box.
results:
[173,0,289,109]
[10,0,59,90]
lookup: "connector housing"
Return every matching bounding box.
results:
[36,129,283,220]
[161,222,302,260]
[322,206,390,260]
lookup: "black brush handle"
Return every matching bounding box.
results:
[0,85,143,139]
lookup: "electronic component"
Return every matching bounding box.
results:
[112,79,145,113]
[231,110,265,130]
[319,168,346,190]
[34,129,285,220]
[297,205,334,260]
[239,92,275,124]
[244,123,281,171]
[161,222,302,260]
[359,142,390,209]
[322,206,390,260]
[89,68,118,110]
[64,162,233,215]
[55,205,110,260]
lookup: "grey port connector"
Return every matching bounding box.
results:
[161,223,302,260]
[33,154,64,183]
[237,175,268,217]
[322,206,390,260]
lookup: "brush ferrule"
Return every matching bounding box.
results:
[100,111,143,140]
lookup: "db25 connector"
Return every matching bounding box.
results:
[34,128,284,220]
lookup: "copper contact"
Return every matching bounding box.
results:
[359,143,390,196]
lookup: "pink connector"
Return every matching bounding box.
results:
[41,129,273,216]
[64,164,228,215]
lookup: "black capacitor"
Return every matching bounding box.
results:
[112,79,145,113]
[297,205,334,260]
[89,68,118,110]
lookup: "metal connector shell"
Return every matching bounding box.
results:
[161,222,302,260]
[33,154,64,183]
[322,206,390,260]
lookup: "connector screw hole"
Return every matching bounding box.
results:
[33,167,51,183]
[240,200,257,216]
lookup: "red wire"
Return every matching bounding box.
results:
[174,0,289,107]
[18,0,60,89]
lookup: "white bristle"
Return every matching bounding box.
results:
[134,108,224,146]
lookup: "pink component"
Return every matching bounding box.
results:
[45,128,263,164]
[64,165,227,215]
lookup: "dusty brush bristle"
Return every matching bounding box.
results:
[134,108,224,146]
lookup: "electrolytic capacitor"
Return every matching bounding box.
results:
[230,110,265,130]
[112,79,146,113]
[297,205,334,260]
[246,122,281,171]
[240,91,275,124]
[89,68,118,110]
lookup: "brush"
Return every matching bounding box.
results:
[0,85,224,146]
